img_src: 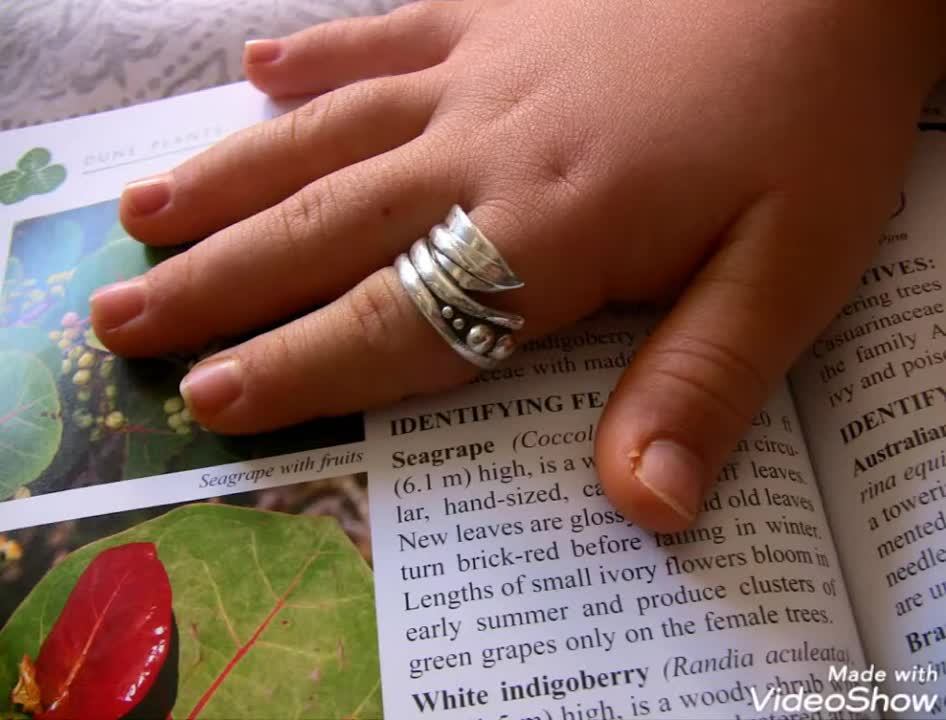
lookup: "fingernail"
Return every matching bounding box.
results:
[244,39,282,64]
[180,358,243,419]
[123,175,171,216]
[631,440,704,522]
[90,279,147,331]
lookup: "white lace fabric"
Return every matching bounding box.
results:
[0,0,407,129]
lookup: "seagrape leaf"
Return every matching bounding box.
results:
[164,430,243,473]
[65,236,167,318]
[29,543,172,720]
[0,505,381,720]
[24,166,65,197]
[0,329,60,377]
[0,351,62,500]
[0,150,66,205]
[121,363,192,479]
[16,149,50,173]
[0,171,26,206]
[104,220,132,245]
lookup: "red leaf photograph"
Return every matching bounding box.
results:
[27,543,172,720]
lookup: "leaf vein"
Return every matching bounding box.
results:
[249,531,278,602]
[186,539,329,719]
[201,560,241,648]
[254,640,323,660]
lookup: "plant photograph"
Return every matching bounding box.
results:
[0,477,380,720]
[0,199,363,502]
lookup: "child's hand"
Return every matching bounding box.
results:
[91,0,945,531]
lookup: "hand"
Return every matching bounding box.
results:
[91,0,946,531]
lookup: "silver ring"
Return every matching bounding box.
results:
[409,239,524,330]
[395,205,523,369]
[428,228,497,293]
[430,221,524,291]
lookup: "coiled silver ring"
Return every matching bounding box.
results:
[395,206,524,368]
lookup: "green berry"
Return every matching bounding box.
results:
[76,413,94,429]
[77,352,95,369]
[72,369,91,386]
[105,411,125,430]
[77,388,92,403]
[164,397,185,415]
[69,346,84,361]
[175,425,192,436]
[58,338,70,351]
[61,359,73,375]
[90,427,103,442]
[105,385,117,399]
[179,408,192,424]
[167,413,183,430]
[63,327,80,341]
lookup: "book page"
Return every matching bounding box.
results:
[0,84,385,719]
[365,309,867,719]
[791,131,946,716]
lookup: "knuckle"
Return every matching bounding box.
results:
[390,0,437,23]
[274,188,325,268]
[258,326,299,377]
[274,197,309,264]
[387,1,455,44]
[343,76,396,112]
[142,249,203,349]
[263,111,298,155]
[344,271,414,359]
[148,247,192,310]
[310,14,362,53]
[277,96,321,149]
[650,334,768,426]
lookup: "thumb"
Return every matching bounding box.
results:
[595,194,875,532]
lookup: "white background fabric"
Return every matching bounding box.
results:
[0,0,408,129]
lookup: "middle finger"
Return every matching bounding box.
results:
[92,137,454,357]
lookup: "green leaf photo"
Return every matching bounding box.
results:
[0,149,66,206]
[0,502,381,719]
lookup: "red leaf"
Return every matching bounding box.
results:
[34,542,173,720]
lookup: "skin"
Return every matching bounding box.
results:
[90,0,946,532]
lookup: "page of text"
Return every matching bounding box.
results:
[792,131,946,717]
[367,310,866,719]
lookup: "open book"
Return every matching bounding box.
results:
[0,83,942,720]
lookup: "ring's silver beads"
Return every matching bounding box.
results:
[467,324,495,354]
[441,306,455,319]
[489,334,515,360]
[453,318,465,331]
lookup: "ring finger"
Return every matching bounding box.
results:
[175,201,607,434]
